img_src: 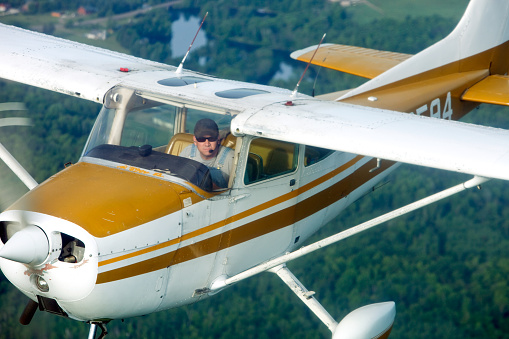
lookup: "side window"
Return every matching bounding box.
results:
[244,138,298,185]
[304,145,333,167]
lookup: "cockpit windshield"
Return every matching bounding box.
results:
[82,87,234,191]
[83,104,178,153]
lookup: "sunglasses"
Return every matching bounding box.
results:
[195,136,218,142]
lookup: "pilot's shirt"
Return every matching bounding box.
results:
[180,145,234,188]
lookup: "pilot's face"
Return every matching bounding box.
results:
[194,135,219,160]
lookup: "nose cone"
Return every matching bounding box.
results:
[0,225,49,265]
[0,210,99,306]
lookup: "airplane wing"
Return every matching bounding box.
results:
[2,23,509,182]
[290,43,411,79]
[0,23,175,103]
[231,99,509,181]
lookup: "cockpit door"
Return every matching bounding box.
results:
[215,136,301,276]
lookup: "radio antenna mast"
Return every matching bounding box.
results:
[176,11,208,75]
[286,33,326,105]
[312,57,327,97]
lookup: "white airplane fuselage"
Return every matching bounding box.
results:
[0,55,478,322]
[0,115,397,321]
[0,0,503,322]
[3,2,509,336]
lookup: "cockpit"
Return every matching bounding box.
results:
[81,86,335,193]
[82,86,236,191]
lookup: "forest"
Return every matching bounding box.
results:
[2,0,509,338]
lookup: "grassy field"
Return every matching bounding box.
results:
[346,0,470,23]
[57,29,131,54]
[0,12,59,28]
[0,12,130,53]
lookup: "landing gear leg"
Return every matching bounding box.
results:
[270,264,338,332]
[88,322,108,339]
[271,264,396,339]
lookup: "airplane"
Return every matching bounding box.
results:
[0,0,509,337]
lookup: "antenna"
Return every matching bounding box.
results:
[287,33,326,104]
[312,57,326,97]
[176,11,208,75]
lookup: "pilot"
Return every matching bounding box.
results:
[179,118,234,188]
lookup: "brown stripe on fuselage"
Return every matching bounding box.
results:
[96,157,395,284]
[350,40,509,95]
[98,155,365,268]
[340,40,509,118]
[343,70,486,119]
[176,158,394,260]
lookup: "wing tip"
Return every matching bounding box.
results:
[290,43,334,60]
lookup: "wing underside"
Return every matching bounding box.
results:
[232,99,509,181]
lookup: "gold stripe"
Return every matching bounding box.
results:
[99,238,181,267]
[98,155,363,268]
[185,155,364,240]
[343,70,486,117]
[97,250,178,284]
[99,41,509,282]
[340,41,509,116]
[97,157,394,284]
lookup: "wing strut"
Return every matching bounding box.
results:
[0,117,37,190]
[209,175,488,291]
[0,143,37,190]
[203,176,488,337]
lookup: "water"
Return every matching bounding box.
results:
[171,13,207,58]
